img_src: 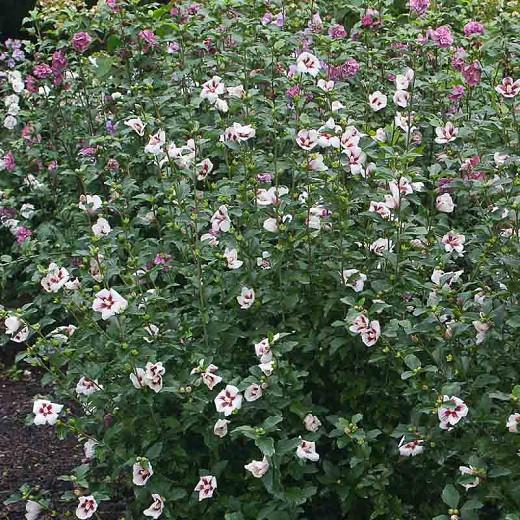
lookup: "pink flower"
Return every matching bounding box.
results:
[71,32,93,53]
[449,85,465,102]
[463,21,485,38]
[495,77,520,98]
[462,61,481,87]
[125,117,146,136]
[32,64,53,79]
[76,495,98,519]
[76,377,101,396]
[409,0,429,15]
[3,151,16,172]
[15,226,32,244]
[199,364,222,390]
[438,395,468,429]
[328,24,347,40]
[431,25,453,48]
[139,30,158,51]
[194,475,217,501]
[451,47,467,72]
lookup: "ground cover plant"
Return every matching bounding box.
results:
[1,0,520,518]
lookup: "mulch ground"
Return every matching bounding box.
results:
[0,371,82,519]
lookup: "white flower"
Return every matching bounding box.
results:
[213,419,230,437]
[200,364,222,390]
[25,500,42,520]
[340,269,367,292]
[393,89,410,108]
[349,314,370,334]
[33,399,63,426]
[369,201,392,220]
[308,153,328,171]
[370,238,394,256]
[92,217,111,236]
[506,413,520,433]
[92,288,128,320]
[5,316,23,335]
[317,79,334,92]
[398,437,425,457]
[11,325,29,343]
[144,130,166,155]
[244,456,269,478]
[296,129,319,150]
[215,98,229,112]
[254,338,273,363]
[459,466,480,489]
[244,383,263,402]
[472,320,490,344]
[361,320,381,347]
[220,122,256,143]
[76,496,98,519]
[145,362,165,393]
[303,414,322,432]
[224,247,243,269]
[143,494,164,519]
[211,205,231,233]
[200,76,225,103]
[296,52,321,77]
[369,91,387,111]
[435,122,458,144]
[227,85,245,98]
[237,287,255,309]
[438,395,468,430]
[256,186,289,206]
[256,251,271,269]
[214,385,243,416]
[76,377,101,396]
[494,152,509,166]
[133,459,154,486]
[395,68,414,90]
[263,217,279,233]
[259,361,275,376]
[374,128,386,142]
[296,439,319,461]
[3,115,17,130]
[125,117,146,136]
[130,368,147,389]
[196,158,214,180]
[441,231,465,254]
[20,203,35,219]
[194,475,217,501]
[41,262,70,293]
[83,439,97,459]
[436,193,455,213]
[331,100,345,111]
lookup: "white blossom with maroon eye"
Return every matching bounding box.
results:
[214,385,243,416]
[65,278,81,291]
[144,130,166,155]
[78,194,102,214]
[438,395,468,430]
[331,100,345,112]
[125,117,146,136]
[361,320,381,347]
[33,399,63,425]
[303,414,322,432]
[244,456,269,478]
[92,288,128,320]
[441,231,465,254]
[145,362,165,393]
[144,324,159,343]
[435,121,458,144]
[76,377,102,396]
[76,495,98,519]
[199,75,225,104]
[374,128,386,142]
[393,89,410,108]
[254,338,273,363]
[41,262,70,293]
[472,320,490,344]
[213,419,230,438]
[340,269,367,292]
[436,193,455,213]
[224,248,243,269]
[200,364,223,390]
[369,201,391,219]
[308,153,328,171]
[369,91,387,111]
[259,360,275,376]
[349,314,370,334]
[143,494,164,519]
[256,251,271,269]
[296,129,319,150]
[214,98,229,113]
[83,439,98,459]
[11,324,29,343]
[398,436,425,457]
[5,316,23,335]
[92,217,111,237]
[370,238,394,256]
[196,158,214,180]
[459,466,480,489]
[506,413,520,433]
[256,186,289,206]
[431,269,463,288]
[133,459,154,486]
[395,68,414,90]
[296,439,319,461]
[318,118,342,148]
[237,287,255,309]
[211,205,231,233]
[130,367,147,389]
[344,146,366,175]
[219,122,255,143]
[227,85,245,98]
[244,383,263,402]
[495,77,520,98]
[201,232,219,246]
[296,51,321,77]
[317,79,334,92]
[194,475,217,501]
[25,500,41,520]
[340,126,364,150]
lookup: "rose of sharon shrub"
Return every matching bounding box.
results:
[1,0,520,519]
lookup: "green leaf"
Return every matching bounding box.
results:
[404,354,421,370]
[255,437,275,456]
[262,415,283,430]
[145,442,163,459]
[441,484,460,508]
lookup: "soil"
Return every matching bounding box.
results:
[0,371,82,519]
